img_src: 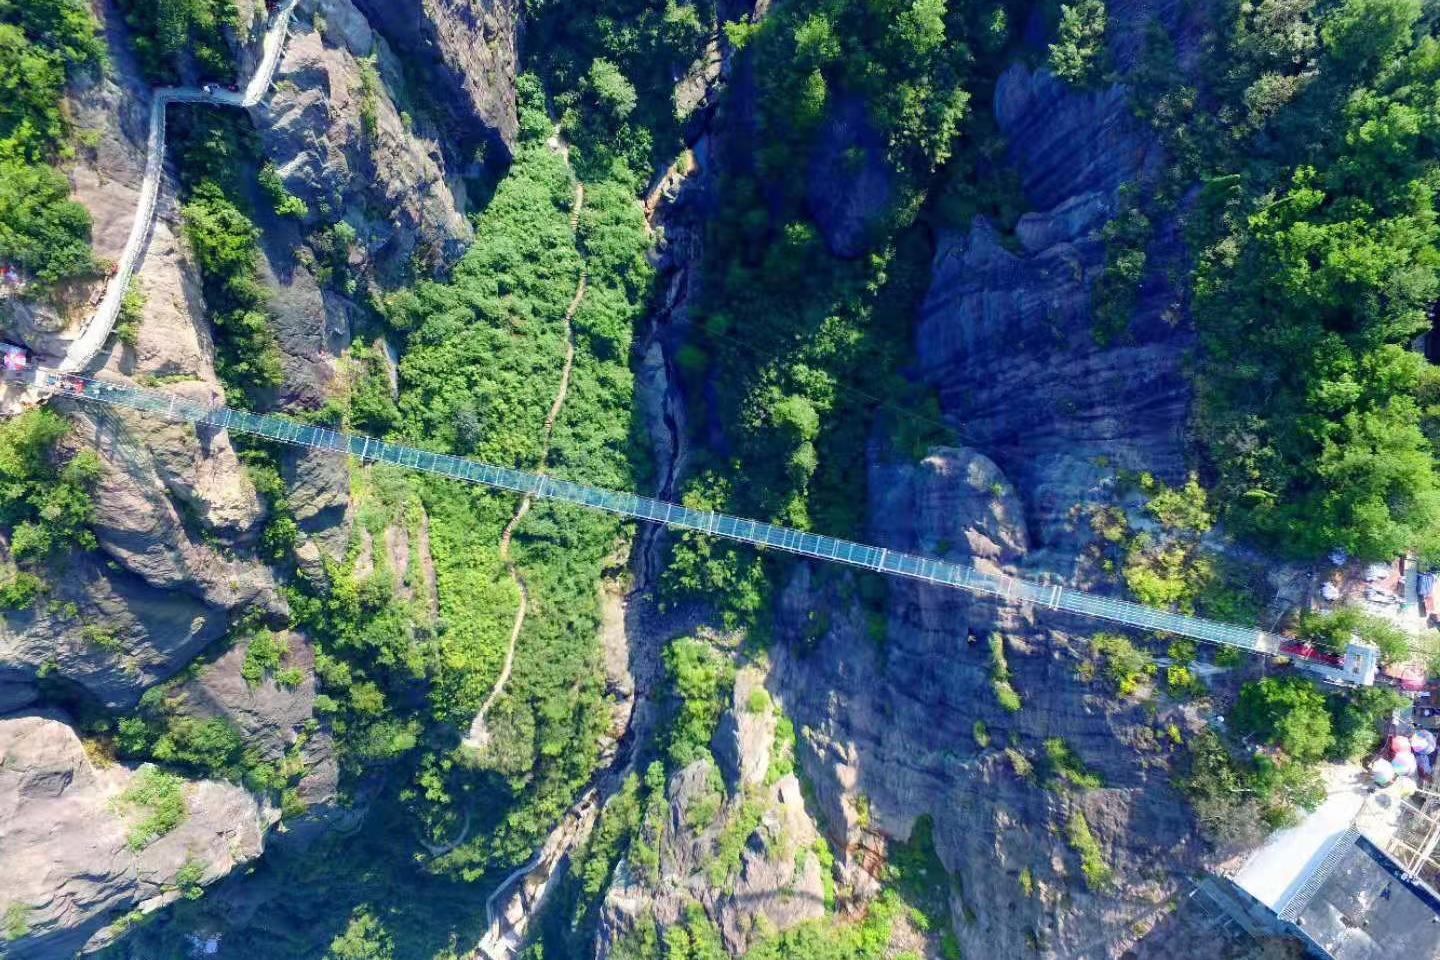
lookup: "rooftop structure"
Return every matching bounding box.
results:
[1285,832,1440,959]
[1219,766,1440,960]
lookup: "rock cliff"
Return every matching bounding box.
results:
[762,45,1213,960]
[349,0,520,160]
[0,713,271,958]
[0,0,524,949]
[603,3,1224,954]
[598,668,828,957]
[774,448,1209,957]
[918,64,1190,570]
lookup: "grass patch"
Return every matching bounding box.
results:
[119,766,188,851]
[1065,810,1111,889]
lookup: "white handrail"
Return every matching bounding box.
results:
[57,0,299,374]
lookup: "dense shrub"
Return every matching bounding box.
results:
[1088,632,1155,696]
[0,409,99,607]
[1233,676,1334,763]
[119,767,188,850]
[1183,729,1325,845]
[114,0,238,82]
[1297,606,1411,663]
[1065,811,1111,888]
[664,638,735,768]
[1133,0,1440,561]
[1327,686,1405,761]
[324,907,394,960]
[0,0,103,288]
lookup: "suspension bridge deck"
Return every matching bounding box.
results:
[40,369,1379,686]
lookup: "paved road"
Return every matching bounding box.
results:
[59,0,298,374]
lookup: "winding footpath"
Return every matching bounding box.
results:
[59,0,298,374]
[465,183,587,752]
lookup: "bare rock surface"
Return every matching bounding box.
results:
[349,0,520,158]
[870,446,1029,567]
[918,64,1191,569]
[0,712,269,959]
[251,0,474,282]
[0,553,227,710]
[771,447,1209,957]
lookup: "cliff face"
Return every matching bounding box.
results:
[774,451,1209,958]
[597,3,1223,954]
[348,0,520,160]
[0,713,271,959]
[254,0,479,288]
[764,31,1215,960]
[0,0,520,951]
[917,65,1190,569]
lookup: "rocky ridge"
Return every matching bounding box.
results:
[0,0,520,952]
[597,5,1225,958]
[0,713,271,958]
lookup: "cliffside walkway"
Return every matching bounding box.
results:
[43,370,1366,683]
[58,0,299,374]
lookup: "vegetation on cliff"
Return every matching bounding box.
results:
[114,0,237,83]
[172,110,285,405]
[0,0,103,289]
[0,408,99,608]
[662,0,1002,627]
[1125,0,1440,562]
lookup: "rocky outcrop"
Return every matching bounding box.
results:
[0,0,290,713]
[597,667,827,957]
[917,65,1191,570]
[870,447,1029,567]
[251,0,474,282]
[183,632,338,808]
[349,0,520,159]
[771,445,1209,958]
[0,712,270,958]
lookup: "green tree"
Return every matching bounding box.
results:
[114,0,239,82]
[585,57,637,122]
[1049,0,1108,86]
[1327,686,1404,761]
[0,408,100,602]
[325,907,393,960]
[1297,606,1411,663]
[0,159,95,284]
[1234,676,1334,762]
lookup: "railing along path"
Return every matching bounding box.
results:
[52,371,1279,657]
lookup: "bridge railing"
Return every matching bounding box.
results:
[53,372,1292,662]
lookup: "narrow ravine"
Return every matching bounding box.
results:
[469,143,707,960]
[464,182,587,751]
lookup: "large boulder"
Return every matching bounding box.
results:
[0,712,270,958]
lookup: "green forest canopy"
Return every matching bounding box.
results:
[1177,0,1440,562]
[0,0,102,288]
